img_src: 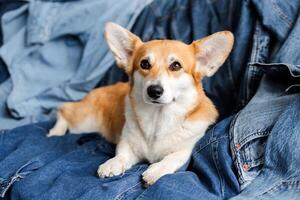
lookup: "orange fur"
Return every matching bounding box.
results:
[59,82,129,144]
[132,40,195,78]
[130,40,218,124]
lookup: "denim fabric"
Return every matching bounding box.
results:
[0,0,152,129]
[0,117,240,200]
[230,75,300,189]
[231,95,300,200]
[229,0,300,190]
[0,1,25,84]
[1,0,300,199]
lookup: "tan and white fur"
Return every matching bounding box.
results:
[48,22,234,186]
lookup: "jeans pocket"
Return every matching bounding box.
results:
[234,132,269,189]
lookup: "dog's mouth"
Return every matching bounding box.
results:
[150,100,163,104]
[145,97,176,105]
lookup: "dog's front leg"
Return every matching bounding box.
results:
[97,138,139,178]
[142,148,192,186]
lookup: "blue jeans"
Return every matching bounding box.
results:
[1,96,300,199]
[231,94,300,200]
[0,117,240,199]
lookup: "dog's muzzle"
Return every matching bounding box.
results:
[147,85,164,100]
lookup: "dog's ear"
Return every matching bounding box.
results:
[192,31,234,77]
[105,22,142,73]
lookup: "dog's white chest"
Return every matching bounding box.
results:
[124,100,195,163]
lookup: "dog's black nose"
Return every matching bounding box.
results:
[147,85,164,99]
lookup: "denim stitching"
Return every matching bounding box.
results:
[193,128,228,154]
[115,182,142,200]
[242,21,262,105]
[0,174,23,198]
[135,183,150,200]
[0,160,35,198]
[211,139,225,197]
[229,113,247,186]
[271,0,292,27]
[249,62,300,78]
[238,130,270,148]
[286,84,300,92]
[257,179,300,197]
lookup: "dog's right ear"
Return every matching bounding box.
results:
[105,22,142,73]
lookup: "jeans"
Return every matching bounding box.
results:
[0,117,240,200]
[1,95,300,199]
[231,94,300,199]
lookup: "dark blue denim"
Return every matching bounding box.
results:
[0,117,240,200]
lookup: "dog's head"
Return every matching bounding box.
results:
[105,23,234,105]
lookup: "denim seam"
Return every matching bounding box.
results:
[135,182,151,200]
[250,21,261,63]
[229,113,240,159]
[257,179,300,197]
[238,130,270,147]
[229,113,247,186]
[286,84,300,92]
[193,128,228,154]
[0,173,23,198]
[0,160,35,198]
[249,62,300,78]
[245,22,261,103]
[270,0,292,27]
[115,182,142,200]
[211,139,225,197]
[241,155,264,167]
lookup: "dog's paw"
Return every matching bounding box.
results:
[142,162,171,186]
[98,157,127,178]
[47,128,66,137]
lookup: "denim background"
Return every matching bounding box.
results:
[1,0,300,199]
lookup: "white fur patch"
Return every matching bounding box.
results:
[134,71,197,105]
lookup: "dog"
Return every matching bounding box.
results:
[48,22,234,186]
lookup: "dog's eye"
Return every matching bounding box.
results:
[169,61,182,71]
[140,59,151,70]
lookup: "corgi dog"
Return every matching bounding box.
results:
[48,22,234,185]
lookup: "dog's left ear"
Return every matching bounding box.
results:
[105,22,142,73]
[192,31,234,77]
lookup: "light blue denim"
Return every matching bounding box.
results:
[0,0,152,129]
[231,94,300,200]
